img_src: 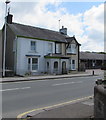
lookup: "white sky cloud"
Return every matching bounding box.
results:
[0,1,104,52]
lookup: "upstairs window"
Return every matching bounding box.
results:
[56,43,61,53]
[67,44,71,53]
[48,43,53,53]
[67,44,76,54]
[31,41,36,51]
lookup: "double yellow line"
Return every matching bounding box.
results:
[17,95,93,119]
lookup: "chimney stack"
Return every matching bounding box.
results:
[59,26,67,35]
[6,13,13,24]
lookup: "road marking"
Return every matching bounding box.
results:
[17,95,93,119]
[0,87,31,92]
[52,81,82,86]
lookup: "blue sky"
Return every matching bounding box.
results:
[47,2,103,14]
[0,1,104,52]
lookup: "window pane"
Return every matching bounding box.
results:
[32,64,38,70]
[56,43,61,53]
[28,58,30,64]
[28,58,30,70]
[48,43,53,53]
[72,60,75,64]
[31,41,36,51]
[32,58,38,64]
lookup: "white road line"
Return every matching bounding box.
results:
[52,81,82,86]
[0,87,31,92]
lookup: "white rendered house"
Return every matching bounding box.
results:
[1,14,81,76]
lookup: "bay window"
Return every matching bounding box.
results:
[67,44,76,54]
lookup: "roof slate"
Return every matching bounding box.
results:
[80,52,106,60]
[8,23,69,43]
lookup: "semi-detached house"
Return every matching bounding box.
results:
[1,13,81,76]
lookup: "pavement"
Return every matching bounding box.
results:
[24,96,94,119]
[0,69,104,83]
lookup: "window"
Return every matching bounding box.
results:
[48,43,53,53]
[56,43,61,53]
[71,44,76,53]
[32,58,38,70]
[67,44,71,53]
[31,41,36,51]
[67,44,76,54]
[72,60,75,70]
[28,58,38,71]
[28,58,31,70]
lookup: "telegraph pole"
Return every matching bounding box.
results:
[3,0,10,77]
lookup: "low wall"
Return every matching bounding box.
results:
[94,85,106,119]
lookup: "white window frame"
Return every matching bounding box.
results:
[67,44,76,54]
[28,57,39,72]
[56,43,61,53]
[31,41,36,51]
[48,43,53,53]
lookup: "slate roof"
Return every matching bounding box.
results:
[8,23,80,44]
[80,52,106,60]
[8,23,67,43]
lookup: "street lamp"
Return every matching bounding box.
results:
[3,0,10,77]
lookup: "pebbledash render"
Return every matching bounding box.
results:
[1,13,81,76]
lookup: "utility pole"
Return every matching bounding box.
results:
[3,0,10,77]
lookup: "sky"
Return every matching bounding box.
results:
[0,0,105,52]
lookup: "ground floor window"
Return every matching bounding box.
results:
[69,59,76,70]
[72,60,75,70]
[28,57,38,72]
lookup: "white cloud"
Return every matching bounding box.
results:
[0,1,104,52]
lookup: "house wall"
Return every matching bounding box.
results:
[6,25,15,72]
[61,43,66,55]
[66,40,79,71]
[16,37,55,76]
[0,30,2,77]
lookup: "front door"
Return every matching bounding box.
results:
[62,61,67,74]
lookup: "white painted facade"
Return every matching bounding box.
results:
[14,37,78,76]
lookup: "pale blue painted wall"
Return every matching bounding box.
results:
[16,37,55,76]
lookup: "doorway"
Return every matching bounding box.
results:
[62,61,67,74]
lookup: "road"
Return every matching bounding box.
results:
[2,75,102,118]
